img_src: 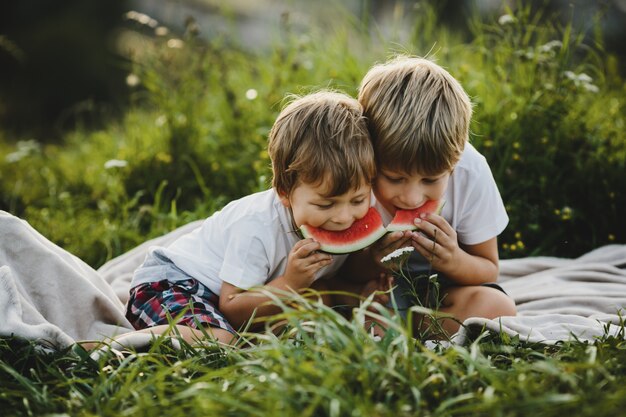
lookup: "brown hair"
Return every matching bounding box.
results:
[268,90,375,197]
[358,56,472,175]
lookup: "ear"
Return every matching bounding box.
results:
[277,190,291,208]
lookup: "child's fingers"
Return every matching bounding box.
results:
[385,274,394,289]
[306,252,333,268]
[374,232,413,262]
[414,214,455,240]
[377,272,392,288]
[411,234,442,258]
[292,238,322,258]
[375,231,410,250]
[289,253,332,278]
[383,231,406,243]
[372,293,390,305]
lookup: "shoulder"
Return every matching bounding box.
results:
[219,189,293,240]
[214,189,282,223]
[445,143,508,244]
[184,189,287,244]
[454,142,491,177]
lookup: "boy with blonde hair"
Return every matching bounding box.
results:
[353,56,516,335]
[123,90,376,344]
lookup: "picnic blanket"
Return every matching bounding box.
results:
[1,210,625,348]
[0,211,134,348]
[453,244,626,344]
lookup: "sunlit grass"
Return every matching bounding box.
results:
[2,296,626,416]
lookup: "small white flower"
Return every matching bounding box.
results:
[563,71,599,92]
[175,113,187,125]
[125,11,159,28]
[104,159,128,169]
[539,40,562,52]
[167,38,184,49]
[155,115,167,126]
[5,140,41,163]
[245,88,258,100]
[155,26,169,36]
[577,73,593,83]
[126,73,140,87]
[380,246,414,264]
[498,14,515,25]
[564,70,577,80]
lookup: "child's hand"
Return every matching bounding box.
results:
[361,272,394,305]
[411,213,460,275]
[370,231,413,270]
[284,238,333,288]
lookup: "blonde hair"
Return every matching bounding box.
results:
[268,90,375,197]
[358,56,472,175]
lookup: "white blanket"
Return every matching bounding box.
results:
[0,211,135,347]
[1,210,625,348]
[453,244,626,344]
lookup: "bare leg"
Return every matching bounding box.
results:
[417,285,516,336]
[79,324,236,351]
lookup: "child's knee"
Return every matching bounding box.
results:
[470,286,516,318]
[447,285,516,319]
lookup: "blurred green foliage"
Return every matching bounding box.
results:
[462,4,625,257]
[0,0,130,136]
[0,2,624,266]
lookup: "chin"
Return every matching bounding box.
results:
[385,205,401,215]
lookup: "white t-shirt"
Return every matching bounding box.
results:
[131,189,347,295]
[373,142,508,275]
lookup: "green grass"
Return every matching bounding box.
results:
[2,297,626,416]
[1,2,626,416]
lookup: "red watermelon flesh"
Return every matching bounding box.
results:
[386,199,445,232]
[300,207,386,254]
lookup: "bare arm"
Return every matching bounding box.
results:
[219,238,332,329]
[451,238,499,284]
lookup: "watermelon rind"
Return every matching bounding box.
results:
[299,207,387,254]
[386,200,445,232]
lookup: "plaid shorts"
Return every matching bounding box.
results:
[126,278,236,335]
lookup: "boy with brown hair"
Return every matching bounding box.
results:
[353,56,516,335]
[122,90,377,345]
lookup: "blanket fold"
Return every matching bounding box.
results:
[0,211,133,347]
[454,244,626,344]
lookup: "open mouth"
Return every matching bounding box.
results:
[322,223,353,232]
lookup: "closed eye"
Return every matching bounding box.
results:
[383,174,403,184]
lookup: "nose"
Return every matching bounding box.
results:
[399,185,424,209]
[332,204,359,226]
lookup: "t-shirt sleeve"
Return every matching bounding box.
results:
[455,156,509,245]
[218,217,274,290]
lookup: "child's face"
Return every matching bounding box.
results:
[280,179,371,231]
[373,167,450,215]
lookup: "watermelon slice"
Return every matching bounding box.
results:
[300,207,386,254]
[386,199,445,232]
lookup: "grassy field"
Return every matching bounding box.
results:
[1,2,626,416]
[2,299,626,417]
